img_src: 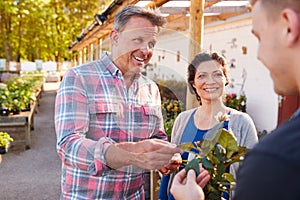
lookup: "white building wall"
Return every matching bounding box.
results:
[203,14,278,132]
[149,30,190,82]
[151,13,278,132]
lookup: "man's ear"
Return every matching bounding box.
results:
[282,8,300,47]
[110,30,119,45]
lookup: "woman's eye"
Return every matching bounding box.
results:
[133,38,143,43]
[214,73,223,78]
[198,74,206,79]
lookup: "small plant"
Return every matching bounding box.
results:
[257,129,268,140]
[225,93,247,112]
[178,113,248,200]
[0,132,13,154]
[0,77,40,114]
[161,99,184,140]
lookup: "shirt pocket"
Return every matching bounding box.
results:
[88,102,120,139]
[131,105,161,139]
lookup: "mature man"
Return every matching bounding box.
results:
[55,5,181,199]
[170,0,300,199]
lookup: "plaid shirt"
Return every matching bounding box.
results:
[55,53,167,200]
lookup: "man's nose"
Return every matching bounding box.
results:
[140,44,151,53]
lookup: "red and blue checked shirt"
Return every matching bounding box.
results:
[55,53,167,200]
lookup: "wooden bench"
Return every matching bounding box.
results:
[0,101,36,150]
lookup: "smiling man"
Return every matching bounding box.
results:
[170,0,300,200]
[55,5,182,200]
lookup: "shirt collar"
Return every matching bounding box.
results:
[101,52,120,77]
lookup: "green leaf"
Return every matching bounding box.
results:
[177,142,195,152]
[223,172,235,183]
[228,146,248,164]
[185,158,200,176]
[200,157,214,169]
[203,122,224,141]
[217,129,239,158]
[216,164,226,179]
[207,153,220,165]
[199,122,224,157]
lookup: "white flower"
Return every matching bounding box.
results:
[214,112,230,122]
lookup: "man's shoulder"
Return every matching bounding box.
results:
[252,116,300,164]
[139,75,159,87]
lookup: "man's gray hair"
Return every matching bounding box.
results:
[113,5,166,32]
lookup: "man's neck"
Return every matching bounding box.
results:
[123,72,136,88]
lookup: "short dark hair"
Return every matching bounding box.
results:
[188,52,230,102]
[250,0,300,21]
[113,5,166,32]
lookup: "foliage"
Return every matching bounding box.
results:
[178,114,248,200]
[257,129,268,140]
[161,99,184,141]
[156,79,187,107]
[0,76,42,113]
[225,93,247,112]
[0,0,110,62]
[0,132,13,149]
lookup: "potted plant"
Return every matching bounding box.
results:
[0,83,9,116]
[1,77,37,114]
[0,132,13,154]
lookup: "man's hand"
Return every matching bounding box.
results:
[170,167,210,200]
[105,139,183,170]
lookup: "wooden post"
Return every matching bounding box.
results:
[186,0,205,109]
[98,38,103,59]
[151,170,161,200]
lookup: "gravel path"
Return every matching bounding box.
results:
[0,84,61,200]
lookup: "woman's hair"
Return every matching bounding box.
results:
[187,52,230,102]
[113,5,166,32]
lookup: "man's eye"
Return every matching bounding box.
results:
[148,41,155,49]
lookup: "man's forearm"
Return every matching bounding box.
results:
[105,143,138,169]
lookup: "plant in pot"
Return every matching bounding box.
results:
[0,83,9,116]
[6,77,36,113]
[0,132,13,154]
[2,91,27,115]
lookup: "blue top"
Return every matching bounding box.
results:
[158,110,229,200]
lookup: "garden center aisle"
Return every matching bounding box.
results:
[0,82,61,200]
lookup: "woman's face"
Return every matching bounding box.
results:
[192,60,226,102]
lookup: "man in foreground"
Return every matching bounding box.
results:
[171,0,300,199]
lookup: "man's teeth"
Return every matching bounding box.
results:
[134,56,144,62]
